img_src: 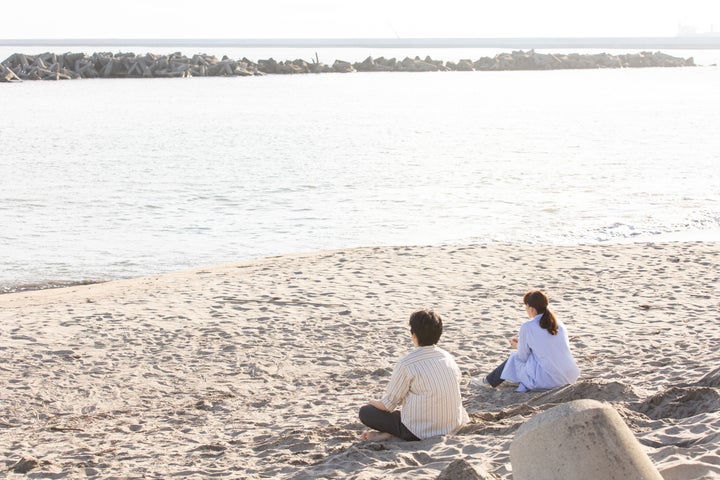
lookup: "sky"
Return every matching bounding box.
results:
[2,0,719,39]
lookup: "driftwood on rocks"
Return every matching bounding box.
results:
[1,64,22,82]
[0,49,695,82]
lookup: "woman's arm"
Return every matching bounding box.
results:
[514,324,531,362]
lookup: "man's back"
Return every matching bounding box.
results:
[383,345,467,439]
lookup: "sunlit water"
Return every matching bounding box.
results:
[1,55,719,288]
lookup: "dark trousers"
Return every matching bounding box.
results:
[359,405,420,441]
[487,359,508,387]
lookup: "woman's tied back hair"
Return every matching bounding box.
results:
[523,290,559,335]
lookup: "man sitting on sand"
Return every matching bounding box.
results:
[358,309,468,441]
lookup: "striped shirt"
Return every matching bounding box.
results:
[380,345,468,439]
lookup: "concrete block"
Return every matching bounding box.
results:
[510,399,662,480]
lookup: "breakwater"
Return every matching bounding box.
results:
[1,49,694,82]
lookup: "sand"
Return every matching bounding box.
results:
[1,241,719,479]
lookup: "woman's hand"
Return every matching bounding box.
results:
[509,337,518,349]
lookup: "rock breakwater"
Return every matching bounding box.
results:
[1,49,694,82]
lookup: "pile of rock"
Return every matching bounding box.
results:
[0,51,267,81]
[353,50,694,72]
[1,49,694,82]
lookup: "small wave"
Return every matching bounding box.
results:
[589,215,720,243]
[0,279,105,295]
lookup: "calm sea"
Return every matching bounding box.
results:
[1,46,719,290]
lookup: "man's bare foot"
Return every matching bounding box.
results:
[359,430,394,441]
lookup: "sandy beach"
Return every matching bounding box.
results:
[1,241,719,479]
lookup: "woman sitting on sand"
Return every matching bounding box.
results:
[358,309,468,441]
[473,290,579,392]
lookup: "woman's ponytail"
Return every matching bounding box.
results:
[539,309,558,335]
[523,290,558,335]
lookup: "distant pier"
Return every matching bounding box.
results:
[1,49,696,82]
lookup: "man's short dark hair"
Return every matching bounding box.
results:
[409,309,443,346]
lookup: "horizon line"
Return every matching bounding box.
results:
[1,36,720,50]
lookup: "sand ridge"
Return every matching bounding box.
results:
[1,242,719,478]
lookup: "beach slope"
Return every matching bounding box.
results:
[1,242,719,478]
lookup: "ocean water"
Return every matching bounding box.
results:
[1,54,719,289]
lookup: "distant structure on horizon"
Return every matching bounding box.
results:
[677,23,719,37]
[1,36,720,49]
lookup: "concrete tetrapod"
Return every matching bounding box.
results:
[510,399,662,480]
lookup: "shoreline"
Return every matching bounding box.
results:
[2,241,720,478]
[3,237,718,295]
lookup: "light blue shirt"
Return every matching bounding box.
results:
[501,314,580,392]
